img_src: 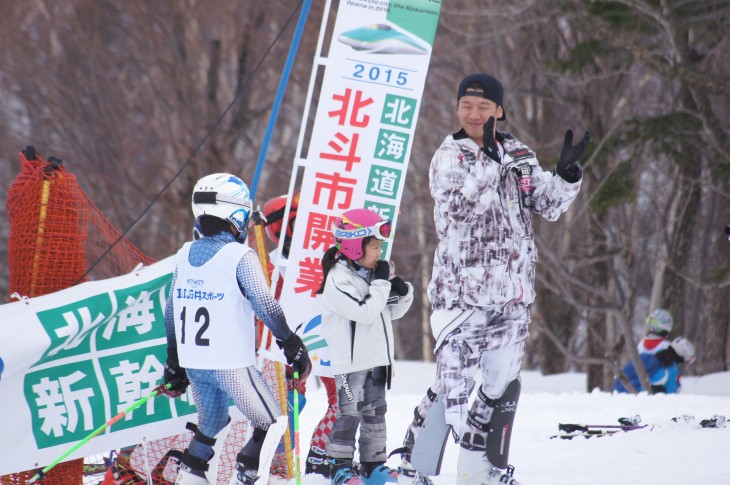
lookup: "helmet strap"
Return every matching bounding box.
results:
[227,222,245,243]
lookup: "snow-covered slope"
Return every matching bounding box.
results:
[291,360,730,484]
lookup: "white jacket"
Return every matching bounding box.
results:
[428,130,582,311]
[322,260,413,376]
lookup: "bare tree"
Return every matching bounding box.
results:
[0,0,313,265]
[1,1,728,386]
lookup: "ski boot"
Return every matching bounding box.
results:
[228,461,259,485]
[330,458,364,485]
[360,461,398,484]
[229,430,265,485]
[457,448,522,485]
[305,445,329,477]
[700,415,727,428]
[175,451,210,485]
[397,460,434,484]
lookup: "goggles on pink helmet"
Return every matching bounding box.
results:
[331,208,392,260]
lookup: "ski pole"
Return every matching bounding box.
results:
[558,423,647,434]
[293,371,302,485]
[28,382,171,483]
[552,429,620,440]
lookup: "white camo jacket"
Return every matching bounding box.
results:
[428,129,581,311]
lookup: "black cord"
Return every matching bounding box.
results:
[76,0,304,284]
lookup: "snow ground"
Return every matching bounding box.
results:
[287,360,730,485]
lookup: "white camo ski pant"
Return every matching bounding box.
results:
[403,304,529,455]
[328,366,389,463]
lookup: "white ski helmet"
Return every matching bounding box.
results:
[645,308,674,335]
[670,336,696,364]
[191,173,252,236]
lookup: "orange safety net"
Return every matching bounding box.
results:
[7,147,156,298]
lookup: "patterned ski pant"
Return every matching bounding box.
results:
[186,366,283,462]
[328,366,389,463]
[403,304,529,454]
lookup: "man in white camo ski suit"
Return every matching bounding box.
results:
[398,73,589,485]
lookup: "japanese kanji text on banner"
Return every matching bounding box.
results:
[0,257,246,476]
[276,0,441,377]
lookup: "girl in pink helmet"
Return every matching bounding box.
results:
[318,208,413,485]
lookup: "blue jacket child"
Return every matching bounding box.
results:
[614,336,695,394]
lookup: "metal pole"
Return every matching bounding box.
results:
[249,0,313,201]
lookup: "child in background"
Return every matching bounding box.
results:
[637,308,673,354]
[319,209,413,485]
[261,192,340,478]
[614,336,696,394]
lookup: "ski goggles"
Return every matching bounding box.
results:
[332,217,393,241]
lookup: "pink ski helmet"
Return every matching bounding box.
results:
[331,208,392,260]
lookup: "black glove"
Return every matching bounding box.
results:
[373,260,390,281]
[277,333,312,382]
[556,130,590,183]
[162,348,189,398]
[480,117,500,163]
[249,209,265,226]
[285,365,308,394]
[389,276,409,296]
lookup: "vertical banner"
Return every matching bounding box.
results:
[278,0,441,376]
